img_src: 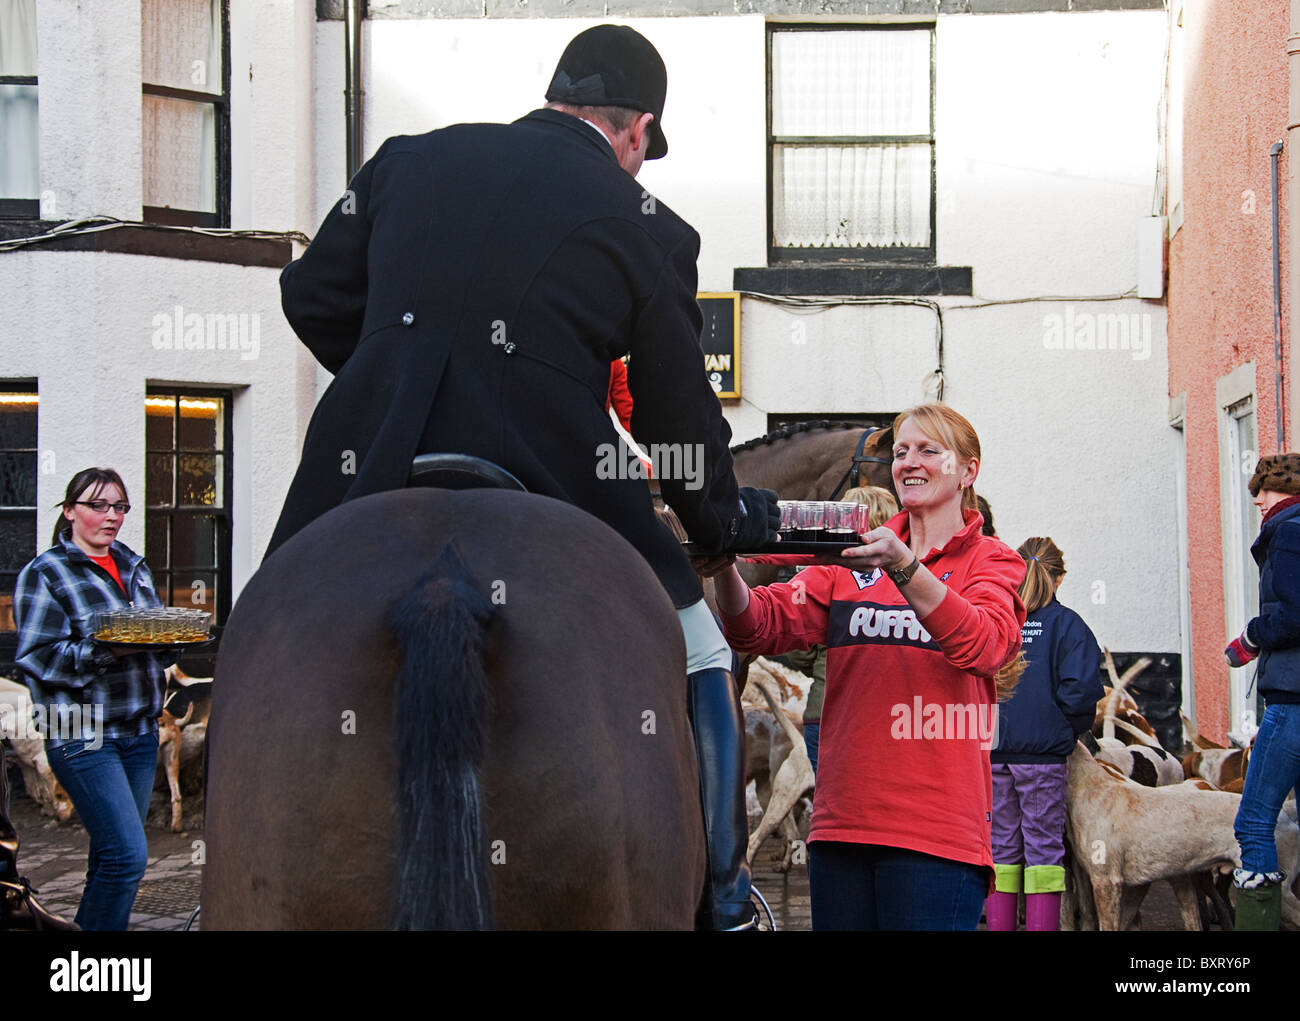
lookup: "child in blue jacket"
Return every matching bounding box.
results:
[986,537,1102,931]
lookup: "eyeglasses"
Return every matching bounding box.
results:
[75,500,131,515]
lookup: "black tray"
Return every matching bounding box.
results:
[682,541,860,556]
[93,637,215,652]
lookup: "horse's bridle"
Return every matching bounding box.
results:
[824,427,893,501]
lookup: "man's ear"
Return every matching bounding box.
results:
[630,111,654,154]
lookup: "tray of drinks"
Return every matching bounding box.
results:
[92,607,212,648]
[682,500,869,556]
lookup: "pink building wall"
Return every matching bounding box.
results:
[1168,0,1291,741]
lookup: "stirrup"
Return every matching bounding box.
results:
[721,887,774,931]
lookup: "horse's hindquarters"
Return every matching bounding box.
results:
[201,489,704,930]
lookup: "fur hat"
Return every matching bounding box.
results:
[1248,453,1300,497]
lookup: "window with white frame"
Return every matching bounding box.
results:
[1224,395,1262,738]
[768,24,935,261]
[0,0,39,216]
[141,0,228,227]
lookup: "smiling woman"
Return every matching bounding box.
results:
[10,468,172,931]
[704,402,1027,931]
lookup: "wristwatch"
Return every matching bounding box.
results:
[888,555,921,587]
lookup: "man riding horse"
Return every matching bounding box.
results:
[266,25,778,930]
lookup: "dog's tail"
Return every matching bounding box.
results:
[1182,712,1225,750]
[750,661,805,748]
[1110,716,1160,748]
[1100,649,1151,742]
[387,542,498,930]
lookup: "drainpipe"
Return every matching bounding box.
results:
[1287,0,1300,449]
[344,0,365,184]
[1272,140,1285,451]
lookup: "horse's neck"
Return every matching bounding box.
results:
[733,431,880,499]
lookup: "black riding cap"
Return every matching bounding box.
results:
[545,25,669,159]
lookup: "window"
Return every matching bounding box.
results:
[768,24,935,263]
[1223,395,1261,739]
[0,384,37,632]
[141,0,229,227]
[0,0,39,217]
[145,391,232,624]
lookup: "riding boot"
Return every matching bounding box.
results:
[686,667,757,931]
[0,760,78,931]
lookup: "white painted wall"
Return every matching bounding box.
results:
[4,1,319,603]
[310,16,768,289]
[35,0,143,220]
[307,10,1172,651]
[8,4,1175,651]
[2,249,299,601]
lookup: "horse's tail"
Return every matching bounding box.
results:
[387,542,498,930]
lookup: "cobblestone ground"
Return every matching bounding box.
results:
[9,778,1188,932]
[9,782,203,932]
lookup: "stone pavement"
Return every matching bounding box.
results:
[5,775,1187,931]
[8,781,203,932]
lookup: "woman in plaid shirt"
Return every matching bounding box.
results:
[13,467,170,930]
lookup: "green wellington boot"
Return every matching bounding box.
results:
[1234,883,1282,931]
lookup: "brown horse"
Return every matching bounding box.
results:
[727,422,895,589]
[200,488,705,929]
[730,421,896,504]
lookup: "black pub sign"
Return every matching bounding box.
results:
[697,292,740,399]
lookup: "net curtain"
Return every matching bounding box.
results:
[0,0,39,200]
[772,29,932,249]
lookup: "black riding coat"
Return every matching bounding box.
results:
[267,109,742,606]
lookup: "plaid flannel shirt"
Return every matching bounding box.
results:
[13,534,170,746]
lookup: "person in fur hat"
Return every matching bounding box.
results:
[1228,452,1300,929]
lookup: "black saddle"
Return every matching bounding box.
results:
[407,453,528,493]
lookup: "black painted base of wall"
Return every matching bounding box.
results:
[1104,650,1182,753]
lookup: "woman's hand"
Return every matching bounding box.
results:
[839,527,914,572]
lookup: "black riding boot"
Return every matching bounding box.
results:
[0,759,78,931]
[687,667,757,930]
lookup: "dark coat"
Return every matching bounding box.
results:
[1249,499,1300,700]
[990,597,1103,764]
[268,109,744,606]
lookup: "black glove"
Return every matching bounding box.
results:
[727,487,780,552]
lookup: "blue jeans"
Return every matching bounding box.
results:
[804,722,820,778]
[808,841,988,931]
[1235,703,1300,874]
[46,731,158,931]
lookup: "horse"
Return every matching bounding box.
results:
[730,421,895,504]
[199,487,706,929]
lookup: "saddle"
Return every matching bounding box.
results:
[407,454,528,493]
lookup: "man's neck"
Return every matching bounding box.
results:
[579,117,614,152]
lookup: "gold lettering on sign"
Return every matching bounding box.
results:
[704,354,731,373]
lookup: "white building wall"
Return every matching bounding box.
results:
[4,1,320,599]
[35,0,143,220]
[316,9,1173,651]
